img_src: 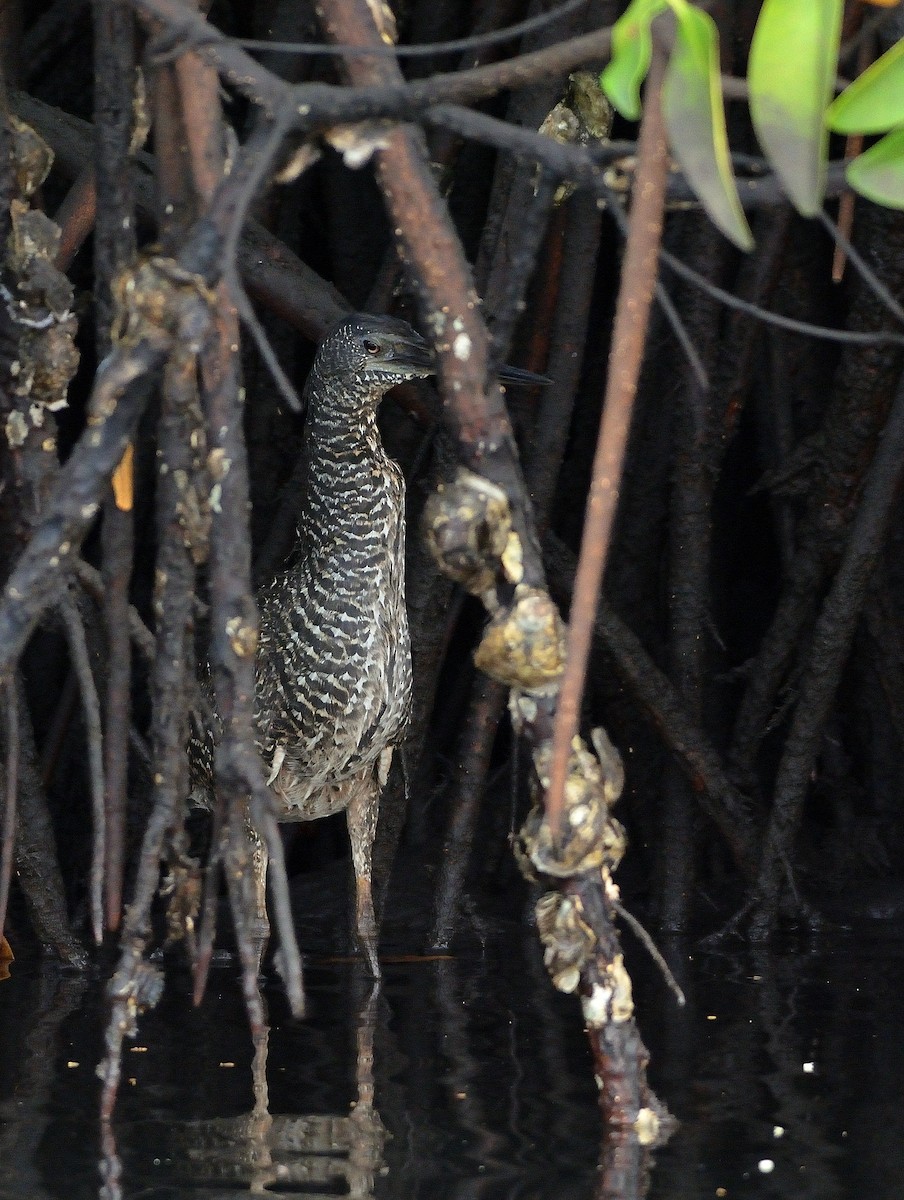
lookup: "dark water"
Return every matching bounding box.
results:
[2,914,904,1199]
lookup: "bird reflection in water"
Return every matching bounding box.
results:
[99,974,385,1199]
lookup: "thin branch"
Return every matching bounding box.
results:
[99,341,198,1122]
[174,35,305,1016]
[214,111,302,287]
[612,899,685,1007]
[428,102,611,191]
[830,33,874,283]
[660,248,904,348]
[598,179,709,388]
[231,273,305,413]
[216,0,596,59]
[486,166,557,375]
[59,594,106,946]
[191,777,224,1004]
[73,559,155,661]
[523,195,601,520]
[546,50,670,832]
[649,275,708,390]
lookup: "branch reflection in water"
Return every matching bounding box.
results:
[9,921,898,1200]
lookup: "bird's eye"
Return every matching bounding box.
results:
[363,339,381,355]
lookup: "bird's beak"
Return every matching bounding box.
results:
[384,330,435,377]
[385,330,549,387]
[496,362,551,387]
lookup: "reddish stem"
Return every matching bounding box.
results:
[545,53,670,831]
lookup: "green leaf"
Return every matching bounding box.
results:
[661,0,754,250]
[826,38,904,135]
[748,0,844,216]
[599,0,666,120]
[846,127,904,208]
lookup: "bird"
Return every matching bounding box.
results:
[189,313,543,976]
[190,314,435,977]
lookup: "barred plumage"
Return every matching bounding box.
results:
[191,314,434,975]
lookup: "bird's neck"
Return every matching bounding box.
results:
[303,388,387,477]
[292,384,405,603]
[300,385,399,536]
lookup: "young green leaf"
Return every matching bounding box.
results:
[846,127,904,209]
[748,0,844,216]
[826,38,904,135]
[661,0,754,250]
[599,0,666,120]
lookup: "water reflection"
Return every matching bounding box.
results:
[94,968,388,1200]
[148,980,385,1197]
[3,927,904,1199]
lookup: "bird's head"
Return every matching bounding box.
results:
[314,314,435,394]
[307,313,548,428]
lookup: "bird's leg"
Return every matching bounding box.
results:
[249,824,270,972]
[346,775,380,978]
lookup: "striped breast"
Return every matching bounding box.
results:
[252,419,412,819]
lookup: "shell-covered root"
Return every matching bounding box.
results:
[535,890,596,993]
[515,727,626,880]
[474,585,566,692]
[422,468,522,606]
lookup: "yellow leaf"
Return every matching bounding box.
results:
[0,935,13,981]
[112,442,134,512]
